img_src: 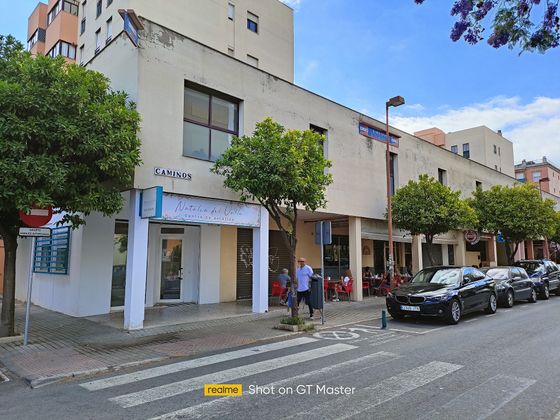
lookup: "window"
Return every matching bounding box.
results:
[228,3,235,20]
[462,143,470,159]
[495,165,498,170]
[390,153,398,195]
[247,54,259,68]
[106,17,112,42]
[47,1,61,24]
[183,84,239,162]
[111,222,127,307]
[107,0,113,6]
[532,171,541,182]
[63,0,78,15]
[451,145,458,154]
[438,168,447,185]
[247,12,258,33]
[48,41,77,59]
[33,227,71,274]
[81,1,87,34]
[498,146,501,156]
[516,173,526,182]
[49,0,78,23]
[494,144,497,154]
[27,28,46,50]
[475,181,482,191]
[310,124,328,158]
[79,44,84,63]
[96,0,102,17]
[95,28,101,52]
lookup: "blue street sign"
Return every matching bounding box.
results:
[315,221,332,245]
[497,233,506,244]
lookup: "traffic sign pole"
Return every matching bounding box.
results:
[23,238,35,346]
[320,221,325,325]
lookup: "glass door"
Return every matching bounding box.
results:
[160,237,183,301]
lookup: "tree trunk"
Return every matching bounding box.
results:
[425,235,435,267]
[288,243,299,319]
[505,241,520,265]
[0,231,17,337]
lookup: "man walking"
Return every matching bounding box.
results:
[296,257,314,319]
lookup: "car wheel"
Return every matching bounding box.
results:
[528,288,538,303]
[485,293,498,314]
[445,299,461,325]
[388,310,404,320]
[540,284,550,300]
[505,290,514,308]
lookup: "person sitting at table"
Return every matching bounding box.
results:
[363,266,373,279]
[331,269,353,301]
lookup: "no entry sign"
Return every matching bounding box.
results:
[19,207,53,228]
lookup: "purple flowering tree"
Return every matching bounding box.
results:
[415,0,560,52]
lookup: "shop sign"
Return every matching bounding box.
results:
[159,194,261,227]
[140,186,163,219]
[154,167,193,181]
[358,123,399,147]
[464,230,480,245]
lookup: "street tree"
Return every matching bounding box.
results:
[0,36,141,336]
[391,174,476,266]
[470,183,557,264]
[415,0,560,52]
[212,118,332,318]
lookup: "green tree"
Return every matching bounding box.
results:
[415,0,560,53]
[470,183,557,264]
[392,174,476,266]
[0,36,141,336]
[212,118,332,317]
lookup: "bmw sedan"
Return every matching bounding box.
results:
[481,266,537,307]
[386,266,497,324]
[514,260,560,300]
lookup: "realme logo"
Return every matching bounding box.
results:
[204,384,243,397]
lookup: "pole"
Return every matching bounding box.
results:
[23,237,35,346]
[539,180,551,259]
[385,103,394,287]
[320,221,325,325]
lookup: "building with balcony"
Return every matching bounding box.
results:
[515,157,560,198]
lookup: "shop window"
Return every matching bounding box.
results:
[183,84,239,162]
[111,222,128,307]
[323,235,349,278]
[33,227,71,274]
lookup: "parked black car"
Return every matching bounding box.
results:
[514,260,560,300]
[480,266,537,307]
[386,266,497,325]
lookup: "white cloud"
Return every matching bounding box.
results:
[391,96,560,164]
[279,0,302,8]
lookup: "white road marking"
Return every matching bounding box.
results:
[0,370,9,383]
[419,374,536,420]
[81,337,317,391]
[313,331,359,340]
[148,351,399,420]
[287,361,463,419]
[110,343,356,408]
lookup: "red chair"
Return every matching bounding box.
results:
[335,280,353,301]
[362,280,370,297]
[271,281,288,304]
[324,279,330,301]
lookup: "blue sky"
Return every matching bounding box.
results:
[2,0,559,163]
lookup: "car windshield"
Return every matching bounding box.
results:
[411,268,461,286]
[483,268,509,280]
[516,262,544,276]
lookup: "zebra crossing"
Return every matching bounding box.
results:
[78,330,538,420]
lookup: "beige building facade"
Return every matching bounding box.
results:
[515,157,560,198]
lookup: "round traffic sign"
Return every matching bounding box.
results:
[19,207,53,228]
[464,230,480,245]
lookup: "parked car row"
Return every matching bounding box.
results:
[386,259,560,325]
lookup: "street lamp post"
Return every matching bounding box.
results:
[539,177,551,259]
[385,96,405,287]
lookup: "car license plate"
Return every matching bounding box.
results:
[400,305,420,312]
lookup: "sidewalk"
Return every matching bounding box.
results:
[0,297,387,388]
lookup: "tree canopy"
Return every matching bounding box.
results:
[0,35,141,336]
[392,174,476,266]
[470,183,557,263]
[415,0,560,52]
[212,117,332,317]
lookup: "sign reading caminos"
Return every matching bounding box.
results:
[154,167,192,181]
[464,230,480,245]
[160,194,261,227]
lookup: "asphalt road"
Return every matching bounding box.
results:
[2,296,560,420]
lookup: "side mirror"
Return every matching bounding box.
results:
[462,276,470,285]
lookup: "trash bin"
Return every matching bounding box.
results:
[310,273,324,310]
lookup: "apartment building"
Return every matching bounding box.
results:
[27,0,79,62]
[415,126,515,177]
[515,157,560,197]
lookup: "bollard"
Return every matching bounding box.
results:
[381,310,387,329]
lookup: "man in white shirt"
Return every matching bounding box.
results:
[296,257,314,318]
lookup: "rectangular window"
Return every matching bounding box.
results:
[63,0,79,15]
[476,181,482,191]
[310,124,328,158]
[106,17,113,42]
[450,145,458,154]
[390,153,398,195]
[533,171,541,182]
[494,144,497,154]
[27,28,46,50]
[498,146,501,156]
[462,143,470,159]
[228,3,235,20]
[79,44,84,63]
[247,12,258,33]
[516,173,526,182]
[183,84,239,162]
[48,41,77,59]
[47,1,62,24]
[438,168,447,185]
[95,28,101,52]
[33,227,71,274]
[81,18,87,34]
[96,0,102,17]
[247,54,259,68]
[111,222,127,307]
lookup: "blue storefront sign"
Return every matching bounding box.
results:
[359,123,399,147]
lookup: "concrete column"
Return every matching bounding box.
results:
[349,217,362,301]
[455,234,467,266]
[412,235,423,274]
[252,206,269,313]
[526,240,535,259]
[124,189,149,330]
[487,237,498,267]
[442,244,449,265]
